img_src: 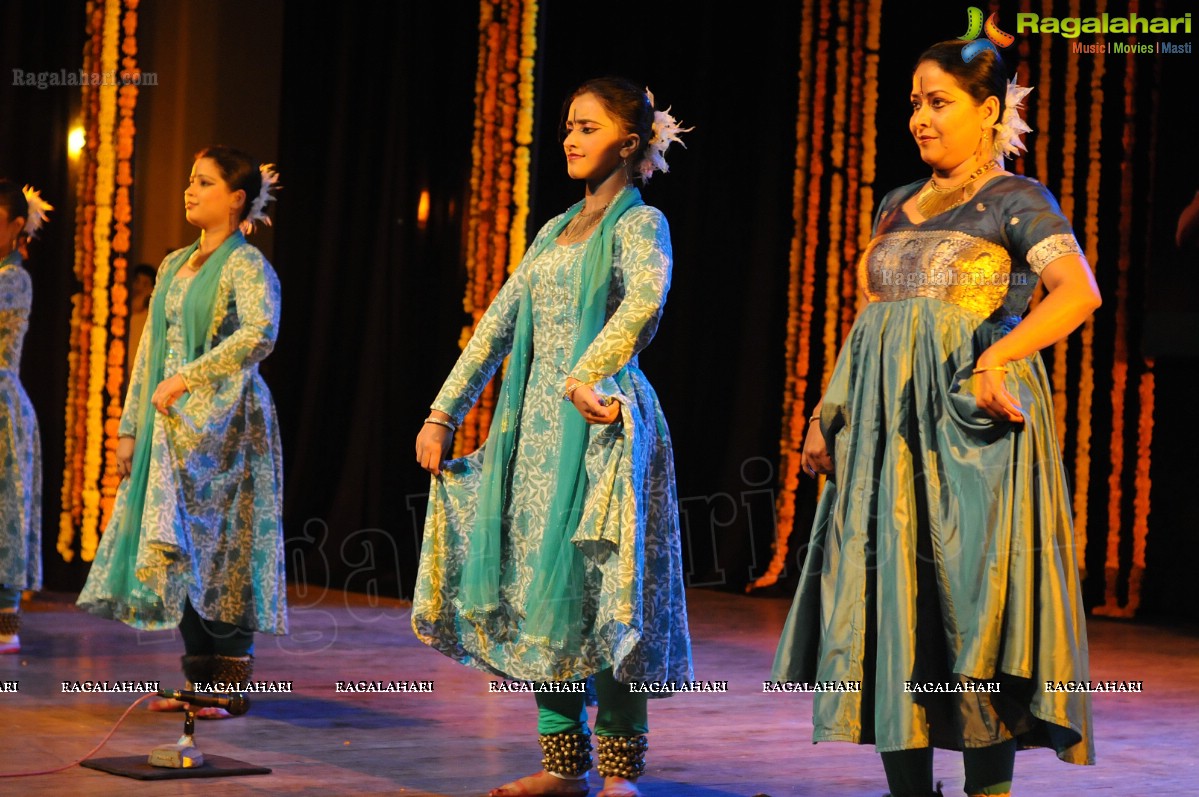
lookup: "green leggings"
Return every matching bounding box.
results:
[882,740,1015,796]
[535,668,648,737]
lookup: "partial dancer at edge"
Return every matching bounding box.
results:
[78,147,286,718]
[0,181,51,655]
[413,78,693,797]
[773,41,1099,797]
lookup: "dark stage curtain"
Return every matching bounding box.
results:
[1,0,88,592]
[271,2,807,602]
[6,0,1196,622]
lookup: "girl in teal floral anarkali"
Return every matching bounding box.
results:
[0,180,51,656]
[414,78,692,797]
[773,43,1100,797]
[78,148,286,718]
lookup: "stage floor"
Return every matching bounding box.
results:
[1,587,1196,796]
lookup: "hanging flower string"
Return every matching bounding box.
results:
[60,0,101,562]
[59,0,139,561]
[747,0,827,592]
[77,0,123,559]
[455,0,539,456]
[1072,0,1107,574]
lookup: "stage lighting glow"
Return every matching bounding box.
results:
[68,125,86,159]
[417,189,430,226]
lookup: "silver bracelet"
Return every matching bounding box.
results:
[424,416,457,432]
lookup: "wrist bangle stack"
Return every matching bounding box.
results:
[424,416,457,432]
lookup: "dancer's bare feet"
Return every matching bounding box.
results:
[488,770,590,797]
[597,776,640,797]
[195,706,234,719]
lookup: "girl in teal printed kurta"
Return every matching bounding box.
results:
[78,148,285,718]
[773,43,1099,797]
[413,79,692,797]
[0,181,51,656]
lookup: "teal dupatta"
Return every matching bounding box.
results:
[106,231,246,620]
[457,187,643,649]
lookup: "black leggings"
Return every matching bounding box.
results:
[178,599,254,657]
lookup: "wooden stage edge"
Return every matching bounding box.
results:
[1,587,1196,796]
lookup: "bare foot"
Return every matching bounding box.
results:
[488,770,589,797]
[598,777,640,797]
[195,706,234,720]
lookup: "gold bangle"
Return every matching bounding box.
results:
[808,414,821,423]
[562,382,585,402]
[972,366,1008,374]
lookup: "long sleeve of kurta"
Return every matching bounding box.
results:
[118,299,152,438]
[431,220,559,425]
[568,206,672,384]
[177,249,281,388]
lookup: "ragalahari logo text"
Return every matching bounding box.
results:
[959,7,1015,62]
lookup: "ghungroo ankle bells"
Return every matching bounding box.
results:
[595,734,647,779]
[538,732,593,777]
[212,654,254,687]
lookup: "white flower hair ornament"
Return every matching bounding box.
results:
[992,81,1033,160]
[21,185,54,238]
[637,88,694,182]
[239,163,281,235]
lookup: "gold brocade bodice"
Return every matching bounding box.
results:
[858,230,1014,318]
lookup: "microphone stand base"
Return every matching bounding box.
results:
[147,743,205,768]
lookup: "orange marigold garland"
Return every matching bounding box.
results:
[1048,0,1082,452]
[59,0,138,562]
[747,0,827,591]
[454,0,539,457]
[841,2,867,340]
[1093,0,1138,618]
[820,0,848,393]
[1096,0,1158,618]
[1124,2,1164,617]
[79,0,122,559]
[1072,0,1107,573]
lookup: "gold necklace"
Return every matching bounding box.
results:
[560,194,618,243]
[915,160,997,219]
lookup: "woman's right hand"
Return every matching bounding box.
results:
[801,414,833,477]
[116,436,135,479]
[415,413,455,476]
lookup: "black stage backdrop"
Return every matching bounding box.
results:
[270,1,805,604]
[1,0,87,594]
[6,0,1198,621]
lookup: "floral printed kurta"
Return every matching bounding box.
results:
[0,255,41,591]
[78,243,287,633]
[413,204,693,685]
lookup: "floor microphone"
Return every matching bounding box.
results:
[157,689,251,716]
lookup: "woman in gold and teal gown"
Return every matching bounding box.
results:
[773,42,1100,797]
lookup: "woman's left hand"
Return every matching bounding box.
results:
[566,379,621,424]
[151,373,190,414]
[973,354,1024,423]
